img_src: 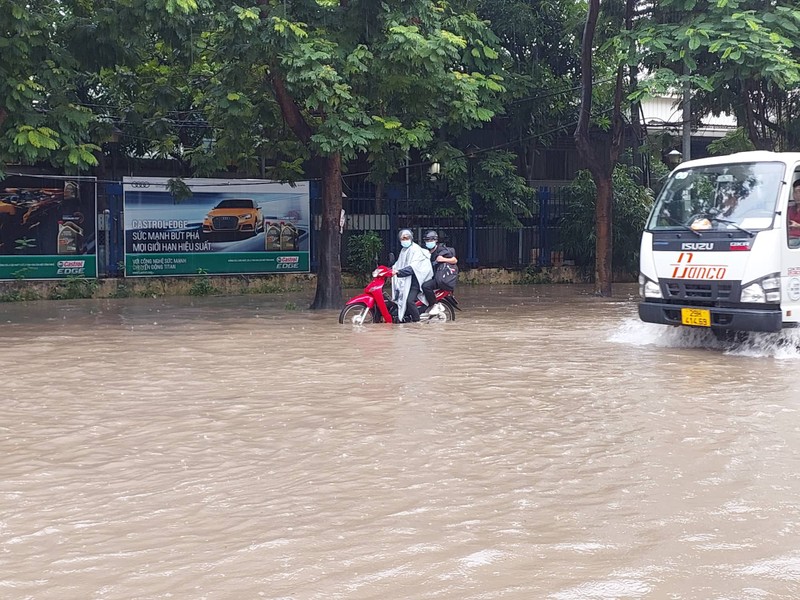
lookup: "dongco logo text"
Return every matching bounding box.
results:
[670,252,726,279]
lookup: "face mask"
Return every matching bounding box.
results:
[401,239,412,248]
[425,241,436,249]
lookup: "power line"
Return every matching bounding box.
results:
[507,77,616,106]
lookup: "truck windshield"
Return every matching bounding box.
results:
[647,161,784,233]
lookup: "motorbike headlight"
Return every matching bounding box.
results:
[639,273,662,299]
[741,273,781,304]
[372,268,380,278]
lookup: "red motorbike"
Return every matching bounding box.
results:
[339,264,459,324]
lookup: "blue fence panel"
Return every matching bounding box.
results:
[100,182,124,277]
[310,183,569,271]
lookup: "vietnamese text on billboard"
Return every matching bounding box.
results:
[123,178,310,276]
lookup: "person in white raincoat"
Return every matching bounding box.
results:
[391,229,433,322]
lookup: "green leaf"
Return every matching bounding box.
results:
[165,0,198,15]
[475,107,494,121]
[373,116,402,130]
[441,30,467,49]
[27,127,60,150]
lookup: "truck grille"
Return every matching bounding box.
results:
[664,280,735,302]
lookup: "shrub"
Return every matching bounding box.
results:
[48,277,99,300]
[347,230,383,275]
[557,166,654,276]
[189,269,217,296]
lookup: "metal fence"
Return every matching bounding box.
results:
[315,182,572,272]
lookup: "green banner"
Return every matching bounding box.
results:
[123,178,311,278]
[126,252,309,276]
[0,255,98,279]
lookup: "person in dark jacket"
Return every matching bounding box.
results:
[420,230,457,314]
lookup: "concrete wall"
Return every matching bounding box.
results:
[0,266,630,302]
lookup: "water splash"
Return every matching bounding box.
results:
[610,318,800,359]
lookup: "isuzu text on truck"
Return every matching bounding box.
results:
[639,151,800,338]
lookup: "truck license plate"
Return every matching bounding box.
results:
[681,308,711,327]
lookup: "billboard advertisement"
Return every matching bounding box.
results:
[0,176,98,279]
[123,177,310,277]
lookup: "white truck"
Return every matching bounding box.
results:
[638,151,800,338]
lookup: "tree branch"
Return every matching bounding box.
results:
[611,63,625,164]
[574,0,600,164]
[268,70,314,146]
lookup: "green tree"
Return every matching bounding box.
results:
[196,1,506,308]
[436,148,535,228]
[558,165,653,276]
[706,128,756,155]
[632,0,800,150]
[0,1,99,176]
[1,0,210,178]
[475,0,585,182]
[573,0,629,296]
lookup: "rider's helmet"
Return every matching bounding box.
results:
[423,230,438,242]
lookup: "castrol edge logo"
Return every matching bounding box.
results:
[56,259,85,275]
[671,252,727,279]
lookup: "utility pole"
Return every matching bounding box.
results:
[682,66,691,161]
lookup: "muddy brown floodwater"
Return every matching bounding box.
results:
[3,284,800,599]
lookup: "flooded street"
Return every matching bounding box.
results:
[3,284,800,599]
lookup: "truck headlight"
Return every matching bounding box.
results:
[639,274,662,299]
[741,273,781,304]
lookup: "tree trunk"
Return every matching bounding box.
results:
[268,69,344,309]
[626,0,645,186]
[594,175,613,296]
[311,153,344,309]
[574,0,622,297]
[742,84,762,149]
